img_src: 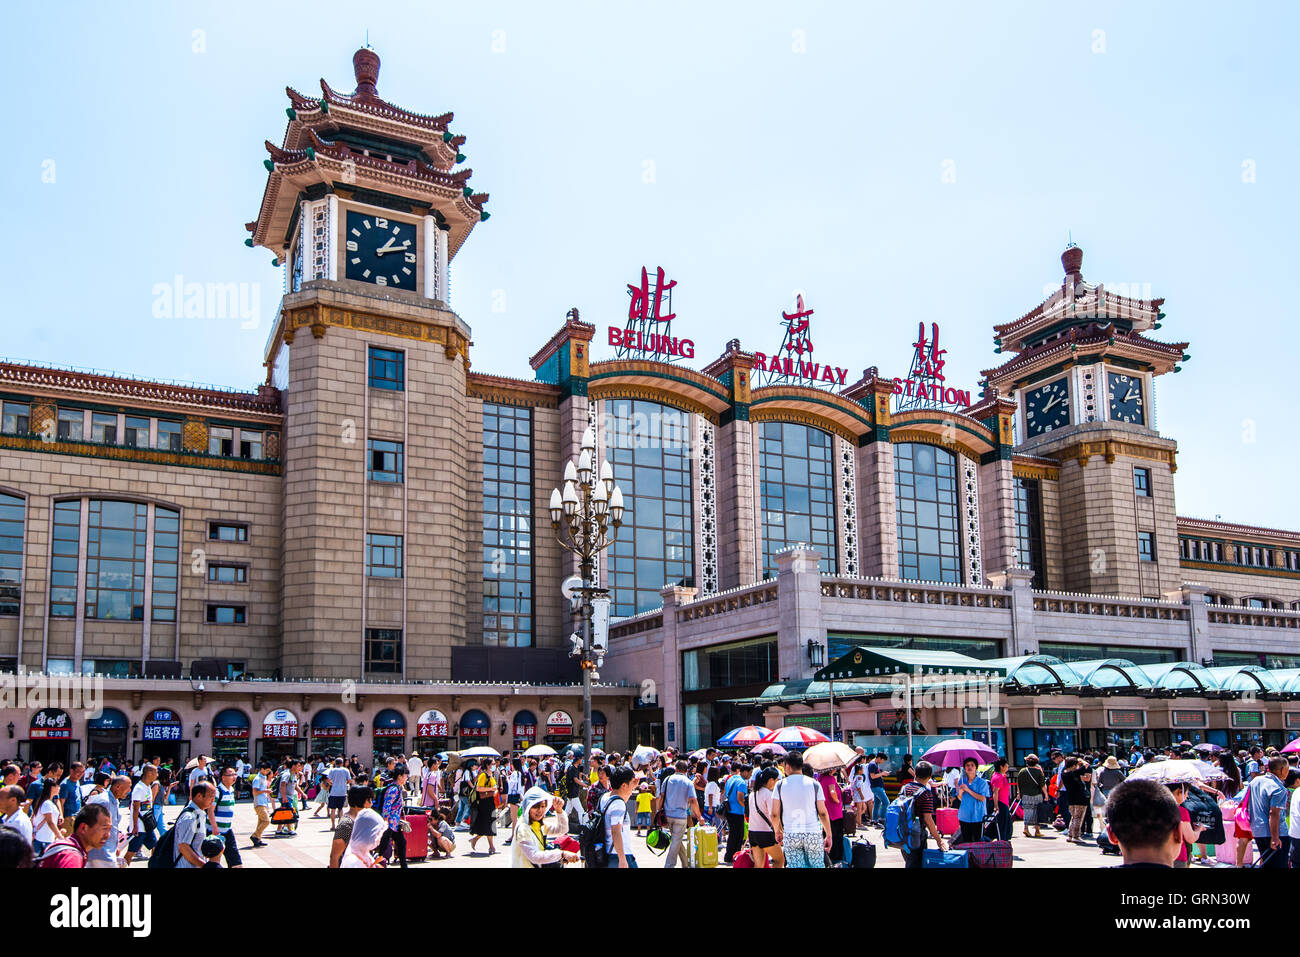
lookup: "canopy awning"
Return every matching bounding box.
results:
[814,646,1007,682]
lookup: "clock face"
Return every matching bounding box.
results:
[344,211,417,288]
[1024,378,1070,436]
[1107,372,1145,425]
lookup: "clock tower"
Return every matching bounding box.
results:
[983,246,1190,599]
[247,48,490,679]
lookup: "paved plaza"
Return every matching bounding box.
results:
[131,800,1137,869]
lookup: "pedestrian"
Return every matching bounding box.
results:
[1061,756,1092,843]
[172,781,217,868]
[899,761,947,869]
[600,766,638,868]
[453,761,475,827]
[376,765,409,868]
[818,766,846,863]
[35,804,112,869]
[503,759,523,846]
[200,835,226,868]
[771,751,832,869]
[187,755,211,791]
[123,764,159,865]
[30,778,62,857]
[329,784,373,867]
[634,780,654,837]
[989,758,1012,841]
[511,788,580,868]
[868,753,889,825]
[407,751,424,798]
[954,757,990,845]
[1245,754,1290,869]
[58,761,84,826]
[1016,755,1046,838]
[850,758,872,826]
[561,755,588,828]
[0,784,33,846]
[722,764,750,865]
[340,808,387,868]
[1165,782,1204,868]
[325,758,353,829]
[468,759,498,854]
[656,759,702,868]
[250,761,273,847]
[747,766,783,868]
[1104,779,1182,868]
[213,765,243,868]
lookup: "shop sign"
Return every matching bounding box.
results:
[460,720,489,738]
[1170,710,1207,729]
[876,709,905,731]
[30,708,72,740]
[262,708,299,739]
[212,728,248,740]
[1037,708,1079,728]
[142,709,182,741]
[1286,713,1300,730]
[1107,709,1146,729]
[1230,711,1264,729]
[513,723,537,738]
[417,709,449,737]
[312,725,346,737]
[545,711,573,737]
[373,727,405,738]
[962,706,1005,725]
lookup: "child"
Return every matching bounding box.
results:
[200,835,225,869]
[635,784,654,836]
[429,810,456,859]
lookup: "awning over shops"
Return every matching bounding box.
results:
[814,646,1007,682]
[1140,661,1221,695]
[988,655,1081,692]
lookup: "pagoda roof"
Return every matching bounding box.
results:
[981,322,1188,386]
[247,48,487,261]
[994,246,1164,354]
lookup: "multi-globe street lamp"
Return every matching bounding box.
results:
[549,425,624,769]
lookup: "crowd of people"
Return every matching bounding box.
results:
[0,740,1294,870]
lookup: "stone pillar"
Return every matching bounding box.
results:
[1175,582,1212,664]
[989,567,1037,657]
[856,442,897,578]
[658,584,697,750]
[978,457,1018,580]
[775,546,826,680]
[703,343,758,589]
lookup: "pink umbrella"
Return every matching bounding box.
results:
[1283,738,1300,754]
[921,738,998,768]
[750,742,789,756]
[759,726,830,749]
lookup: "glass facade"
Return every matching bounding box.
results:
[482,403,532,646]
[895,442,960,583]
[85,500,146,621]
[50,501,79,617]
[759,422,836,577]
[1038,642,1177,666]
[604,399,694,617]
[827,632,1001,661]
[683,635,778,692]
[151,507,179,621]
[0,493,22,616]
[1013,477,1044,588]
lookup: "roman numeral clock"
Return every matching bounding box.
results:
[345,212,417,288]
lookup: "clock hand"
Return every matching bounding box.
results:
[1041,394,1060,413]
[1124,386,1138,402]
[375,239,410,256]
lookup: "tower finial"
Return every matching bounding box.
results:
[353,45,381,99]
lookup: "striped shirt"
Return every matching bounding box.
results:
[215,783,236,834]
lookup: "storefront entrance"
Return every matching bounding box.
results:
[372,708,407,764]
[512,710,537,752]
[86,708,129,765]
[415,709,450,756]
[25,708,76,766]
[137,708,188,771]
[258,708,302,765]
[311,708,348,760]
[211,708,251,769]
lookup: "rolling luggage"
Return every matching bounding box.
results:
[954,839,1013,868]
[691,825,719,868]
[843,808,857,837]
[922,848,969,868]
[936,807,960,836]
[850,840,877,869]
[403,808,429,862]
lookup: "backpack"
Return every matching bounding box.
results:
[556,768,571,801]
[458,774,473,799]
[884,788,925,854]
[148,805,202,869]
[580,794,623,868]
[34,837,88,868]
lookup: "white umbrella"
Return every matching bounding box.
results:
[458,746,501,758]
[802,741,858,772]
[689,748,710,759]
[522,744,556,758]
[1128,759,1226,785]
[630,745,660,768]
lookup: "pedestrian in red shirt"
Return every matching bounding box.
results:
[35,804,112,868]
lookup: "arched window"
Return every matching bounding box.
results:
[759,422,836,577]
[894,443,960,583]
[604,399,694,616]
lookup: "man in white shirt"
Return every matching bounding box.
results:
[0,785,33,845]
[187,755,211,790]
[325,759,353,829]
[407,753,423,797]
[123,764,158,865]
[770,752,832,869]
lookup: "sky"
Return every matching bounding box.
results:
[3,1,1298,529]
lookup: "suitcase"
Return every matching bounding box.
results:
[922,848,969,868]
[936,807,960,836]
[691,825,719,868]
[850,840,877,869]
[954,839,1013,868]
[404,809,429,862]
[843,808,857,837]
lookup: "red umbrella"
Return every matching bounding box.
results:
[759,726,830,749]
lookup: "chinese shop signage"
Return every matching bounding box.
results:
[545,711,574,737]
[30,708,72,740]
[212,727,248,740]
[513,722,537,739]
[142,709,182,741]
[893,322,972,411]
[1171,710,1208,728]
[262,708,299,739]
[1037,708,1079,728]
[608,266,695,361]
[962,707,1005,725]
[1107,709,1146,729]
[1230,711,1264,729]
[754,295,849,388]
[1286,713,1300,730]
[417,709,449,738]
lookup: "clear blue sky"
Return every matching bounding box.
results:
[4,1,1297,529]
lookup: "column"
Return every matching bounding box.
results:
[978,457,1017,581]
[989,567,1037,658]
[658,584,697,750]
[775,546,826,680]
[1178,582,1212,665]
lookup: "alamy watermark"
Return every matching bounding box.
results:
[0,669,103,718]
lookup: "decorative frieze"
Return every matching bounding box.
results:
[837,437,859,577]
[698,419,718,596]
[961,454,983,586]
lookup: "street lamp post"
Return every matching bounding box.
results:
[550,425,624,771]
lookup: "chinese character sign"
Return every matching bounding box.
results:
[892,320,971,410]
[608,265,694,361]
[627,266,676,324]
[754,294,848,388]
